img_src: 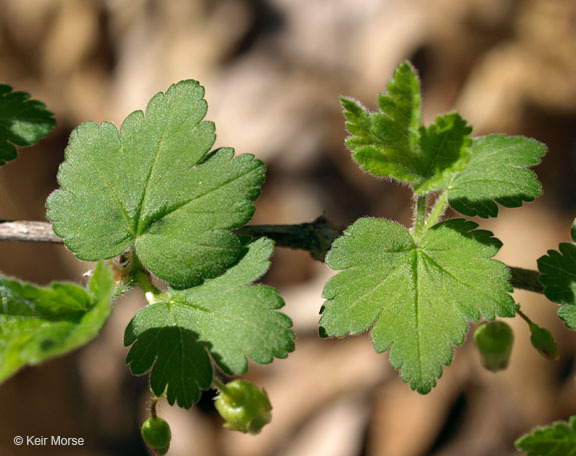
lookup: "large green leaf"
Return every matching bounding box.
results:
[446,135,545,218]
[0,263,115,383]
[537,219,576,329]
[47,80,264,286]
[516,416,576,456]
[124,238,294,408]
[320,217,516,393]
[0,84,55,165]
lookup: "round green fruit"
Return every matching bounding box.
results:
[215,379,272,434]
[473,321,514,372]
[529,323,559,360]
[141,416,171,450]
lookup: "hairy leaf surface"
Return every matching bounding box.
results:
[342,63,544,215]
[342,61,423,182]
[516,416,576,456]
[47,80,264,286]
[0,84,55,165]
[447,135,545,217]
[538,219,576,329]
[320,218,515,393]
[0,263,114,383]
[414,113,472,193]
[343,68,474,192]
[124,238,294,408]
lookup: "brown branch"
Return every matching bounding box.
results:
[0,218,545,295]
[234,215,343,261]
[0,220,63,243]
[508,266,544,294]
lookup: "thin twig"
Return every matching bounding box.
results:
[150,395,159,418]
[234,215,343,261]
[516,308,534,326]
[509,266,544,294]
[0,220,62,243]
[0,218,546,295]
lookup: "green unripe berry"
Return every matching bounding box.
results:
[529,323,559,360]
[473,321,514,371]
[214,379,272,434]
[141,416,171,451]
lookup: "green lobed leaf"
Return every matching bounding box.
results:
[342,61,423,182]
[0,262,115,383]
[320,217,516,393]
[446,135,546,218]
[342,62,545,216]
[124,238,294,408]
[537,219,576,329]
[342,66,474,192]
[46,80,264,287]
[515,416,576,456]
[0,84,55,165]
[413,113,472,193]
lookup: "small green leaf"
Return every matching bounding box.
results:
[320,217,516,393]
[47,80,264,286]
[516,416,576,456]
[342,61,423,182]
[447,135,545,218]
[342,62,545,215]
[0,262,115,383]
[558,305,576,330]
[0,84,55,165]
[124,238,294,408]
[343,67,474,193]
[537,219,576,329]
[413,113,472,193]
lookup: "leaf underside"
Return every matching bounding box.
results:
[320,217,515,393]
[47,80,264,286]
[515,416,576,456]
[124,238,295,408]
[537,219,576,329]
[0,263,115,383]
[0,84,55,165]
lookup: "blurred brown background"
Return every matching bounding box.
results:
[1,0,576,455]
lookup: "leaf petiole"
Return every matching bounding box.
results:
[212,377,229,394]
[412,191,448,241]
[517,308,559,360]
[150,395,159,418]
[424,191,448,230]
[128,252,167,303]
[516,308,534,327]
[412,195,428,241]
